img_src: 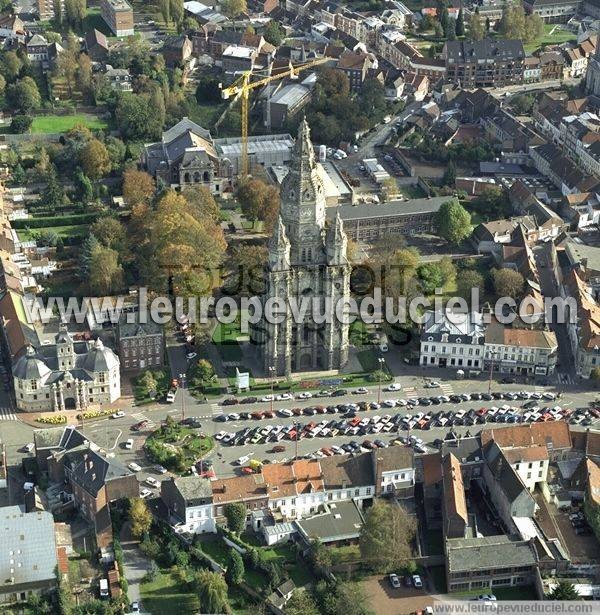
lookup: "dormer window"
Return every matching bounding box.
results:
[455,338,461,344]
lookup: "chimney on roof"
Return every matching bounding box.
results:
[222,484,227,493]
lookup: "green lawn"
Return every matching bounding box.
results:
[329,544,361,564]
[17,225,89,241]
[188,100,227,128]
[356,349,389,374]
[398,183,427,199]
[30,114,109,134]
[452,585,537,600]
[140,571,200,615]
[524,24,577,53]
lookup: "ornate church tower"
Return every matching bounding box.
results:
[586,43,600,97]
[259,119,350,377]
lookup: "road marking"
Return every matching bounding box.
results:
[132,412,147,421]
[109,430,122,450]
[439,383,454,396]
[0,408,17,421]
[211,404,223,415]
[403,386,417,396]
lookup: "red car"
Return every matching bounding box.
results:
[263,411,275,419]
[251,411,264,420]
[132,420,148,431]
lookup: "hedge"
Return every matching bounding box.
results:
[11,213,99,229]
[36,414,67,424]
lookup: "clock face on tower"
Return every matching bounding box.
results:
[300,208,312,222]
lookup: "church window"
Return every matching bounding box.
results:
[193,171,201,183]
[30,380,37,390]
[183,172,190,183]
[307,248,313,261]
[301,248,306,262]
[203,171,210,182]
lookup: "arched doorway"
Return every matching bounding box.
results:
[64,397,76,410]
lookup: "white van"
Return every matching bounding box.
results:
[99,578,109,599]
[236,455,251,466]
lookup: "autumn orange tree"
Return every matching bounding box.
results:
[132,190,226,297]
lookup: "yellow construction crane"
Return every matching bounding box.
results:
[220,57,329,177]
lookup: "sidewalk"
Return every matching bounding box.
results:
[119,522,149,607]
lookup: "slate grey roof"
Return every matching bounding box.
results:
[441,437,483,463]
[320,452,373,489]
[0,506,57,590]
[444,39,525,63]
[331,196,454,221]
[65,447,131,497]
[484,442,527,503]
[12,347,51,380]
[172,476,213,506]
[447,535,537,572]
[26,34,48,47]
[565,240,600,274]
[296,500,364,543]
[118,311,163,338]
[162,117,211,143]
[421,310,485,345]
[81,339,119,373]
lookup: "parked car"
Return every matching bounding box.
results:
[111,410,125,419]
[124,438,134,450]
[128,462,141,472]
[389,573,401,588]
[145,476,160,488]
[412,575,423,588]
[131,420,148,431]
[153,465,168,474]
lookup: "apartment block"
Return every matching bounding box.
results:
[100,0,134,37]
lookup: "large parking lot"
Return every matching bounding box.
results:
[210,387,584,469]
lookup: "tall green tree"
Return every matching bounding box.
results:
[220,0,247,18]
[224,502,246,534]
[225,549,244,585]
[456,9,465,36]
[548,581,580,600]
[435,199,472,245]
[285,589,320,615]
[442,159,456,187]
[263,20,284,46]
[170,0,184,25]
[359,500,416,573]
[194,570,229,614]
[492,268,524,300]
[159,0,170,24]
[468,9,485,41]
[129,498,153,539]
[456,269,484,301]
[7,77,41,113]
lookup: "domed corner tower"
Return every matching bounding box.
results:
[259,119,350,377]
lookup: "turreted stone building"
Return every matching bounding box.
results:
[257,119,350,376]
[12,325,121,412]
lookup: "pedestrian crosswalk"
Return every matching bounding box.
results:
[557,373,575,385]
[132,412,148,421]
[439,383,455,396]
[403,386,417,396]
[211,404,222,415]
[0,408,17,421]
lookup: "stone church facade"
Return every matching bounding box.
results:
[257,119,350,377]
[586,44,600,96]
